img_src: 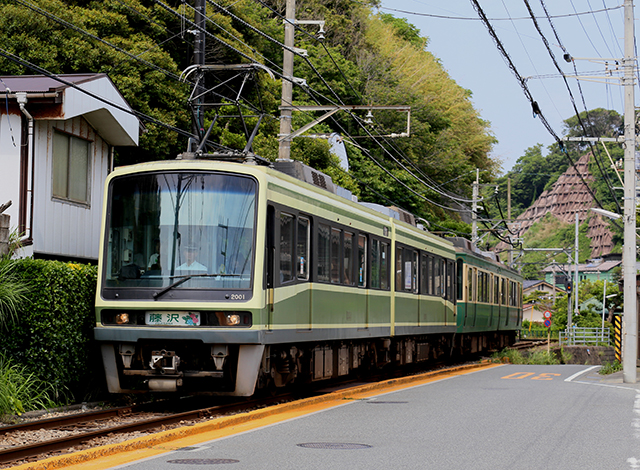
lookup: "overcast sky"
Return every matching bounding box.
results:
[377,0,631,174]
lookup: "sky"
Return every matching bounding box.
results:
[377,0,631,174]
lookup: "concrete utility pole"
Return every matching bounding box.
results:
[278,0,296,161]
[472,169,479,246]
[622,0,637,384]
[193,0,206,139]
[507,177,513,267]
[567,211,580,328]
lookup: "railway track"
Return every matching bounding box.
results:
[0,395,294,467]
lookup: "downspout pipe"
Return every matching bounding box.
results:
[15,92,34,244]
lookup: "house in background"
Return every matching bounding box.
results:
[541,256,622,287]
[0,73,139,262]
[522,280,565,323]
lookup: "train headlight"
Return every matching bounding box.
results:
[207,311,252,327]
[115,313,130,324]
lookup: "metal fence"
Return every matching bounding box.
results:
[520,329,558,340]
[558,327,611,346]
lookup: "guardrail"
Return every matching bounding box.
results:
[520,329,558,340]
[558,327,611,346]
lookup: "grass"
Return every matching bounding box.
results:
[0,353,60,421]
[599,361,623,375]
[491,347,572,365]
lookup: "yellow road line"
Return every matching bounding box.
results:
[13,361,502,470]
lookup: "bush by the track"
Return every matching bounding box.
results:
[1,259,99,402]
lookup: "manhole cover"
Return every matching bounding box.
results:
[297,443,372,450]
[167,459,239,465]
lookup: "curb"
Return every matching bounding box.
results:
[15,361,496,469]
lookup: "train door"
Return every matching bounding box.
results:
[465,266,477,327]
[272,208,312,330]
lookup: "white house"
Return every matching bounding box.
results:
[0,73,139,261]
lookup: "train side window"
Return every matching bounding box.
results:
[344,231,355,286]
[467,267,473,302]
[297,217,310,280]
[434,257,442,296]
[412,251,419,293]
[395,247,403,291]
[279,213,294,283]
[447,260,453,300]
[420,254,428,294]
[358,234,367,287]
[318,223,330,282]
[331,227,341,284]
[456,259,463,300]
[380,241,389,290]
[494,275,500,305]
[371,239,379,288]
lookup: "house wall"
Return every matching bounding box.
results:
[32,117,109,261]
[0,113,23,237]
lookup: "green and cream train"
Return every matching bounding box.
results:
[94,158,522,395]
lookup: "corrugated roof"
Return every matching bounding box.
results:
[0,74,103,93]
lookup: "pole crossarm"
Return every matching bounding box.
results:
[278,105,411,142]
[563,136,625,143]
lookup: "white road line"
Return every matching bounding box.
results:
[564,365,600,382]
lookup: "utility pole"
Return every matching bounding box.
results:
[507,177,512,267]
[193,0,206,141]
[278,0,295,161]
[570,212,579,331]
[622,0,637,384]
[472,169,479,246]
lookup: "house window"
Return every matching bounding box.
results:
[52,130,90,204]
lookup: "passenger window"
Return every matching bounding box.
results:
[344,232,354,286]
[396,247,403,291]
[380,242,389,289]
[318,223,330,282]
[358,234,367,287]
[297,217,309,280]
[279,213,294,283]
[371,239,380,289]
[331,228,341,284]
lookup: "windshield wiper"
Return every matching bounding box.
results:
[153,273,241,300]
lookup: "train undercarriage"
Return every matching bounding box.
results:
[101,331,517,396]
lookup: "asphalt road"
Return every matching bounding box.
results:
[101,364,640,470]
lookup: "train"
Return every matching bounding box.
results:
[94,156,522,395]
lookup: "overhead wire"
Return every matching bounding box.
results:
[12,0,188,84]
[0,47,196,140]
[200,0,480,207]
[532,0,622,216]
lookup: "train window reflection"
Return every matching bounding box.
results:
[105,172,256,291]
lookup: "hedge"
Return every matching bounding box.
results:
[1,259,100,400]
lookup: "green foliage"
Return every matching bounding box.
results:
[1,259,99,400]
[492,347,570,365]
[599,360,622,375]
[0,259,30,330]
[0,353,59,419]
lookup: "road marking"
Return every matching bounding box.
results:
[564,365,600,382]
[501,372,560,380]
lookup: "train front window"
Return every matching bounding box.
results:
[104,172,256,292]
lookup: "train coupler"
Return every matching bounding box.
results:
[149,350,180,374]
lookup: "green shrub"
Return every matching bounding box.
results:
[0,353,59,419]
[600,360,623,375]
[1,259,99,401]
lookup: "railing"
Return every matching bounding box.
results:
[520,329,558,340]
[558,327,611,346]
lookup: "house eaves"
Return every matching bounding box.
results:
[0,73,139,146]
